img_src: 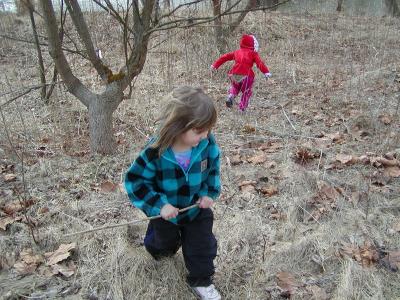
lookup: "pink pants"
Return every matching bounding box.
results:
[228,75,255,111]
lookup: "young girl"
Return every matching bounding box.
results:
[211,34,271,111]
[125,86,221,300]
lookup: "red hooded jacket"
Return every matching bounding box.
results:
[212,34,270,77]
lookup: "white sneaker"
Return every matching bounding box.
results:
[192,284,221,300]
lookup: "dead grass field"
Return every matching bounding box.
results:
[1,9,400,300]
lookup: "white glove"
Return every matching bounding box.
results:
[264,72,272,78]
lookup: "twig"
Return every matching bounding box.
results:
[280,104,297,131]
[0,82,64,108]
[64,203,199,237]
[295,203,322,225]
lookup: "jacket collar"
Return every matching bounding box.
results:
[161,137,209,166]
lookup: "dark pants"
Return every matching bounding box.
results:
[143,208,217,287]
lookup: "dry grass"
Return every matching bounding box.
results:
[1,8,400,300]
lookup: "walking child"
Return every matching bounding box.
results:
[125,86,221,300]
[211,34,271,111]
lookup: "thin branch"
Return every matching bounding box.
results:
[158,0,204,21]
[280,103,297,131]
[0,34,85,57]
[147,0,291,34]
[64,203,199,237]
[0,82,64,108]
[64,0,107,79]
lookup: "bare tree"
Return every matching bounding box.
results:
[384,0,400,16]
[212,0,289,53]
[336,0,344,12]
[38,0,280,154]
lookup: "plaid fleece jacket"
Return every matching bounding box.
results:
[125,134,221,224]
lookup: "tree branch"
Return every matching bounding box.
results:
[39,0,92,107]
[64,0,108,80]
[147,0,290,34]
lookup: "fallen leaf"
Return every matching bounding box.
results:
[373,157,399,167]
[317,181,341,202]
[336,154,357,165]
[51,262,76,277]
[325,132,345,143]
[238,180,257,188]
[4,174,17,182]
[229,154,242,166]
[14,261,37,275]
[243,124,256,133]
[383,166,400,178]
[276,271,298,296]
[20,249,44,266]
[0,216,15,230]
[294,148,318,165]
[241,184,256,193]
[379,114,392,125]
[260,186,278,197]
[359,242,379,267]
[339,241,378,267]
[248,152,267,164]
[2,199,35,215]
[45,243,76,266]
[0,164,14,173]
[99,180,117,193]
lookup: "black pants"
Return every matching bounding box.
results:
[143,208,217,287]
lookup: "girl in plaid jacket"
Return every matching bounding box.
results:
[125,86,221,300]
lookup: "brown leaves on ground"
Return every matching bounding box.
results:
[248,152,268,164]
[13,249,44,275]
[335,154,358,166]
[306,180,343,221]
[0,199,36,231]
[228,141,283,166]
[2,199,35,216]
[238,180,257,193]
[3,173,17,182]
[338,241,379,267]
[293,148,320,165]
[327,152,400,178]
[91,180,124,193]
[260,185,279,197]
[13,243,77,278]
[45,243,76,266]
[276,271,300,297]
[0,216,16,231]
[243,124,256,133]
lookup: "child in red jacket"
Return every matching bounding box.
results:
[211,34,271,111]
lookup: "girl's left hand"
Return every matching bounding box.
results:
[197,196,214,209]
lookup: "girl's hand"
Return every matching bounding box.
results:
[160,204,179,220]
[197,196,214,209]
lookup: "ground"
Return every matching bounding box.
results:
[0,9,400,300]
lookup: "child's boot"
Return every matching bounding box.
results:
[192,284,221,300]
[225,95,234,108]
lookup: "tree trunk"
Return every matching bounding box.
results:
[385,0,400,16]
[212,0,227,54]
[25,0,47,100]
[88,90,123,154]
[336,0,344,12]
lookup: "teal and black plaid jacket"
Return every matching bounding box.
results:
[125,134,221,224]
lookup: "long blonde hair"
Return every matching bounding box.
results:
[152,86,217,155]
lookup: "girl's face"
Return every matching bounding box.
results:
[179,128,209,148]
